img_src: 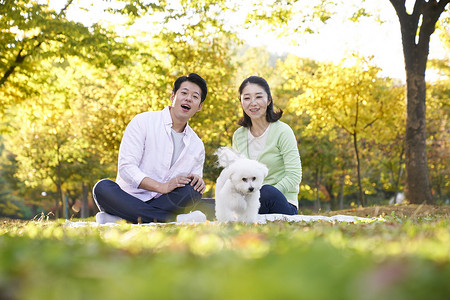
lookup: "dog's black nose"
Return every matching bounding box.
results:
[248,187,254,192]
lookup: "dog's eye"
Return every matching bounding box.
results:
[242,178,247,182]
[252,177,256,181]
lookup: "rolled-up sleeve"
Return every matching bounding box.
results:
[274,127,302,194]
[117,115,148,188]
[193,148,205,177]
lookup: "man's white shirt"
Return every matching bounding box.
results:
[115,106,205,201]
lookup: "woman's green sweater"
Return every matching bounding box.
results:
[232,121,302,207]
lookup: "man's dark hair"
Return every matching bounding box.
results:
[173,73,208,103]
[238,76,283,127]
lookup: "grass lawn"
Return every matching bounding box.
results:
[1,204,449,300]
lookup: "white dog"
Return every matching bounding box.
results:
[214,147,268,223]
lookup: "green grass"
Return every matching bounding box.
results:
[1,215,449,300]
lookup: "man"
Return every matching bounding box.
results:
[93,73,210,223]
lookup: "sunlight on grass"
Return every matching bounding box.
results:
[1,217,449,300]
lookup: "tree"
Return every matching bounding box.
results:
[426,25,450,203]
[6,93,80,218]
[389,0,449,204]
[289,56,404,207]
[0,138,23,218]
[3,57,116,218]
[0,0,132,116]
[273,54,336,210]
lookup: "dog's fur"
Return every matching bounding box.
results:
[214,147,268,223]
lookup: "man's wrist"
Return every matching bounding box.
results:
[156,181,166,194]
[139,177,164,194]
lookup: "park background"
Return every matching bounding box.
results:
[1,0,449,220]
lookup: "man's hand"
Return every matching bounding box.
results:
[187,174,206,194]
[139,175,205,195]
[160,176,192,194]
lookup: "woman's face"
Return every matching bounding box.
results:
[240,83,270,122]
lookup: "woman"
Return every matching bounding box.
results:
[232,76,301,215]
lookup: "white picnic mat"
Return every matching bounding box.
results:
[256,213,382,224]
[64,214,383,227]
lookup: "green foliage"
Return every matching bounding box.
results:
[244,0,336,35]
[0,0,133,114]
[426,77,450,204]
[0,140,49,218]
[0,217,449,299]
[289,55,403,139]
[0,139,21,217]
[426,23,450,204]
[285,55,406,206]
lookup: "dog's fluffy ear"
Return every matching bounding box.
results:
[215,147,243,168]
[257,162,269,178]
[262,164,269,178]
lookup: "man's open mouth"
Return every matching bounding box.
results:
[181,104,191,111]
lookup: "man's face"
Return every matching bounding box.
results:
[170,81,203,123]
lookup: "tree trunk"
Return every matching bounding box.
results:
[314,168,321,211]
[388,0,449,204]
[55,181,61,219]
[352,132,365,207]
[403,67,434,204]
[315,188,321,211]
[56,164,63,219]
[338,174,345,210]
[81,183,89,218]
[393,145,404,204]
[55,142,64,218]
[325,183,336,210]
